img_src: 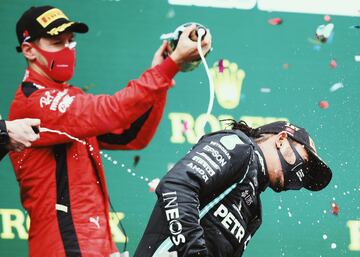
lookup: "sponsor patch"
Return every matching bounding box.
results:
[47,22,75,36]
[192,155,216,176]
[162,191,186,246]
[203,145,227,167]
[196,152,220,170]
[40,90,75,113]
[210,141,231,160]
[220,135,244,150]
[36,8,68,28]
[187,163,209,182]
[214,204,245,243]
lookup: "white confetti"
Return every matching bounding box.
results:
[331,243,337,249]
[316,23,334,40]
[166,8,176,19]
[355,55,360,62]
[330,82,344,92]
[260,87,271,93]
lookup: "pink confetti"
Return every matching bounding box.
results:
[331,202,339,215]
[319,101,329,109]
[324,15,332,22]
[268,18,283,25]
[283,63,289,69]
[218,59,224,73]
[330,59,337,68]
[183,121,189,132]
[148,178,160,192]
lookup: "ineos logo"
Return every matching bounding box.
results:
[169,219,183,235]
[162,191,186,245]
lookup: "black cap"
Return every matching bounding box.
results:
[16,6,88,52]
[256,121,332,191]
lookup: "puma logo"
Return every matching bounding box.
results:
[89,216,100,229]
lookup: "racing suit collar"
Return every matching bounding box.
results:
[252,139,270,192]
[24,67,70,90]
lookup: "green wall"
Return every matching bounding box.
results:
[0,0,359,256]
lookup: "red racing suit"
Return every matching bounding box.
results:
[8,57,180,257]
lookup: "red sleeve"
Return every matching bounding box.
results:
[9,57,180,147]
[97,89,167,150]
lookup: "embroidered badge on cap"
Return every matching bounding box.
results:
[36,8,68,28]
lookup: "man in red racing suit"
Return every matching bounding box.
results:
[9,5,211,257]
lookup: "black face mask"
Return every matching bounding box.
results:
[276,142,309,191]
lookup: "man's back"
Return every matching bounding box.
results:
[134,130,268,257]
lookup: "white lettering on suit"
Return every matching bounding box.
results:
[187,163,209,182]
[210,141,231,160]
[214,204,245,243]
[162,191,186,245]
[40,89,75,113]
[192,155,216,176]
[196,152,220,170]
[203,145,227,167]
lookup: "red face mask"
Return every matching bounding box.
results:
[32,42,76,82]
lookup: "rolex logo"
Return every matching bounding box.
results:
[210,59,246,109]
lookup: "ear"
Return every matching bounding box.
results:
[21,42,37,61]
[275,131,288,149]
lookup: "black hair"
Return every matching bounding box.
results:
[222,119,277,144]
[221,119,260,138]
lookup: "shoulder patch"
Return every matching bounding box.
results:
[22,82,45,97]
[21,82,40,97]
[219,134,244,150]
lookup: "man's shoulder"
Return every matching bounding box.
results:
[20,81,83,97]
[201,129,254,146]
[21,81,44,97]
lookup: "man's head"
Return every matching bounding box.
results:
[250,121,332,192]
[16,6,88,82]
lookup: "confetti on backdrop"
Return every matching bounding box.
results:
[313,45,322,51]
[282,63,289,69]
[133,155,140,167]
[166,8,175,19]
[148,178,160,192]
[316,23,334,43]
[268,17,282,25]
[331,202,340,215]
[324,15,332,22]
[355,55,360,62]
[218,59,224,73]
[329,59,337,68]
[260,87,271,93]
[330,82,344,92]
[319,101,329,109]
[183,120,189,133]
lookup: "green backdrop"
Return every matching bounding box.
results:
[0,0,359,256]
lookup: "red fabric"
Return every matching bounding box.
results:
[9,57,179,257]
